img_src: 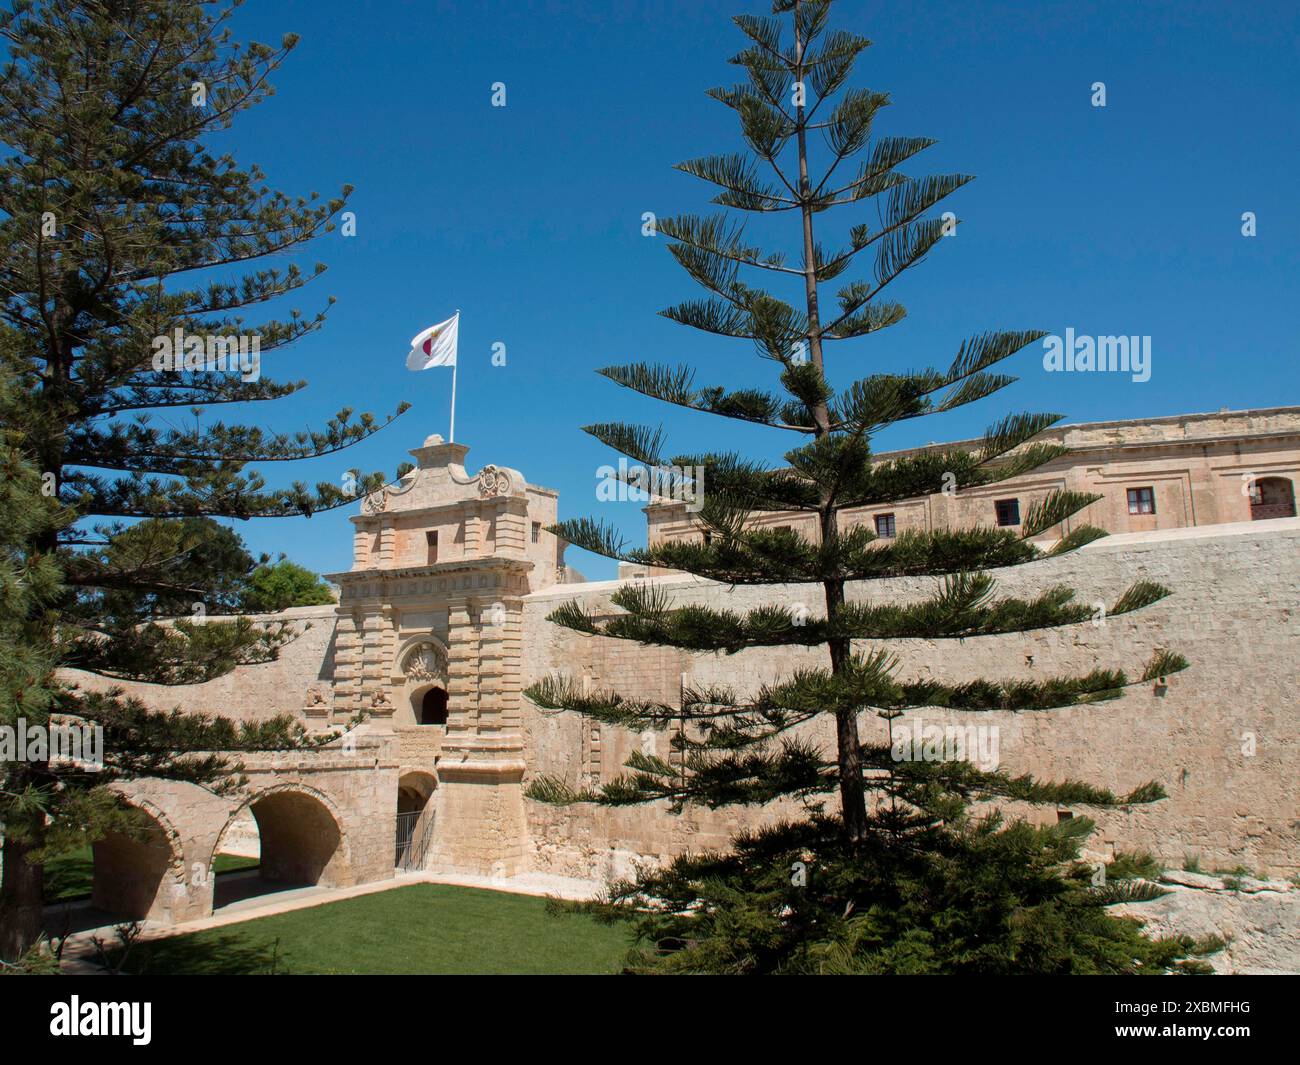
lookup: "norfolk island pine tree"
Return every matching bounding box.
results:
[524,0,1216,974]
[0,0,411,961]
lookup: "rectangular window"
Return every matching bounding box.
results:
[702,530,713,546]
[994,499,1020,527]
[426,531,438,564]
[1127,486,1156,515]
[531,521,541,543]
[874,513,896,538]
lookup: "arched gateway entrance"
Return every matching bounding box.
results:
[395,771,437,871]
[418,687,449,725]
[392,637,452,728]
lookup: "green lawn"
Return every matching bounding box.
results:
[118,883,635,975]
[43,848,258,903]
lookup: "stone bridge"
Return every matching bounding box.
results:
[87,729,439,926]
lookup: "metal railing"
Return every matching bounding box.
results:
[395,809,435,871]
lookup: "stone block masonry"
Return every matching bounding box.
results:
[521,519,1300,877]
[46,426,1294,933]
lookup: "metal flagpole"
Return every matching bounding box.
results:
[449,357,457,443]
[449,309,460,442]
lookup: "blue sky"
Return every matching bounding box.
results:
[207,0,1298,580]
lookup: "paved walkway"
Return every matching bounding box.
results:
[54,867,603,973]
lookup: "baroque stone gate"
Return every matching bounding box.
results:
[322,434,560,877]
[91,435,564,925]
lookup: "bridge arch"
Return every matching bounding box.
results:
[212,783,354,901]
[91,795,186,922]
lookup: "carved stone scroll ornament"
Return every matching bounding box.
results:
[477,464,510,498]
[362,471,417,515]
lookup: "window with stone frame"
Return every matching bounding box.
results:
[1127,486,1156,515]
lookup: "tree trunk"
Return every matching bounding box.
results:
[793,4,829,435]
[0,826,45,962]
[824,574,868,842]
[795,2,869,841]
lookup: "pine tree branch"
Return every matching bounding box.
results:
[540,574,1176,652]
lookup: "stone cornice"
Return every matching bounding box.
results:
[325,557,534,584]
[350,495,528,527]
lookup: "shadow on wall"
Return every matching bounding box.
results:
[318,624,337,683]
[92,808,178,920]
[250,791,346,886]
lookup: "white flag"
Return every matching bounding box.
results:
[406,312,459,371]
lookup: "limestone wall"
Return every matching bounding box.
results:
[521,518,1300,877]
[66,515,1298,901]
[59,604,338,723]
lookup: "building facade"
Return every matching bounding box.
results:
[321,435,573,877]
[56,407,1300,929]
[643,405,1300,553]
